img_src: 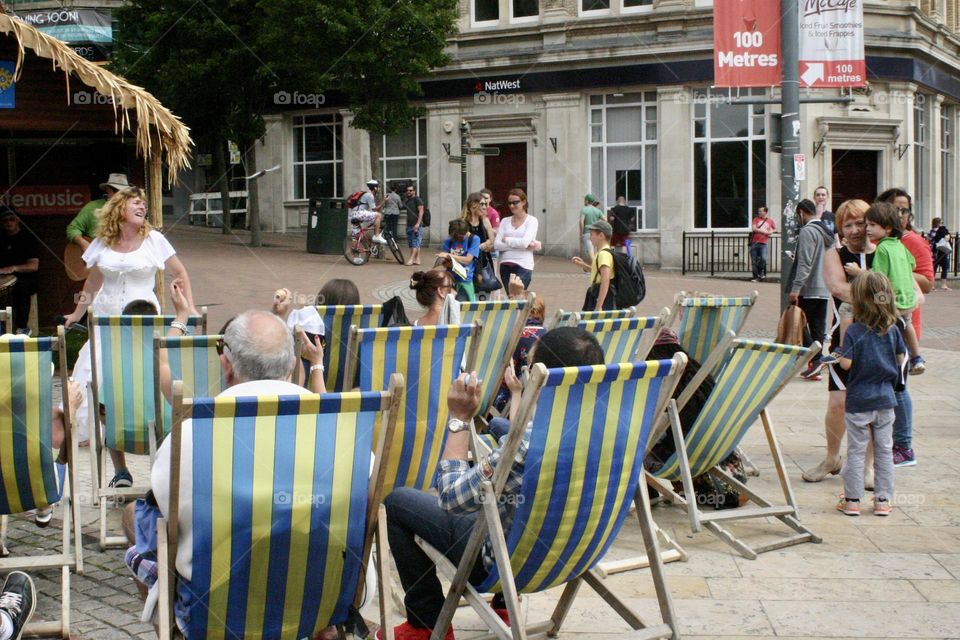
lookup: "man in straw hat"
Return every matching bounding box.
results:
[66,172,131,251]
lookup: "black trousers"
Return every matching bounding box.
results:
[7,273,37,331]
[798,296,828,354]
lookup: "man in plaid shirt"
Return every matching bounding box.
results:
[382,328,606,640]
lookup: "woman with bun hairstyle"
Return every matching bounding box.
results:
[409,268,457,325]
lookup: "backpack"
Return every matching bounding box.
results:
[603,248,646,308]
[346,190,366,209]
[421,207,431,227]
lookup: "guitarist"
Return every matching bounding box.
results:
[65,173,130,280]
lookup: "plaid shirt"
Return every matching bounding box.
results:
[436,424,531,569]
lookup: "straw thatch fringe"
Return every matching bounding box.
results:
[0,12,193,184]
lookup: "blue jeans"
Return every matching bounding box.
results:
[893,388,913,449]
[499,262,533,290]
[749,242,768,279]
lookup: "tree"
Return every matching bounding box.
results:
[113,0,457,246]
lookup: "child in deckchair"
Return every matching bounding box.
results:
[829,272,905,517]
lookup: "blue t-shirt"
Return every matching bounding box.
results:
[441,234,481,282]
[840,321,906,413]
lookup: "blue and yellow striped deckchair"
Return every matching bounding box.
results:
[153,334,226,437]
[344,323,477,495]
[546,307,634,331]
[156,377,403,640]
[669,290,758,365]
[88,313,205,549]
[0,306,12,333]
[0,328,82,638]
[316,304,383,393]
[650,336,822,559]
[458,295,532,417]
[423,357,687,640]
[578,308,668,364]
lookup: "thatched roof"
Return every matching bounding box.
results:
[0,11,192,183]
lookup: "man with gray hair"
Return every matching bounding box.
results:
[124,309,306,631]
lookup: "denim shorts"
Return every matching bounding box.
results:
[407,227,422,249]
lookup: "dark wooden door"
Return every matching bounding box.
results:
[484,143,527,219]
[831,149,879,210]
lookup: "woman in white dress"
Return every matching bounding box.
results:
[63,186,198,487]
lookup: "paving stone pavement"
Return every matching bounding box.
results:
[4,224,959,638]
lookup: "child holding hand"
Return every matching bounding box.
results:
[834,271,905,516]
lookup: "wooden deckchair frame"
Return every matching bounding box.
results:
[0,327,83,639]
[87,311,206,549]
[646,335,823,559]
[0,306,12,333]
[425,357,688,640]
[156,376,403,640]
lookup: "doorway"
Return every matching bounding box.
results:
[831,149,879,210]
[483,143,527,219]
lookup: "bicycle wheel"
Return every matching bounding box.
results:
[343,235,370,265]
[387,234,405,264]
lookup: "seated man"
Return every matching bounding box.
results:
[354,179,386,244]
[383,327,605,640]
[0,206,39,336]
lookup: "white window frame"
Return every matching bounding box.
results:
[620,0,654,14]
[914,93,929,223]
[471,0,501,27]
[692,88,768,230]
[292,113,343,201]
[509,0,540,23]
[380,117,429,197]
[588,92,658,231]
[579,0,612,17]
[941,105,953,224]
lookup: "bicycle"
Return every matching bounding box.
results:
[343,217,405,265]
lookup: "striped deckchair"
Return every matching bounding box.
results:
[0,306,12,333]
[316,304,383,392]
[156,376,403,640]
[458,295,532,417]
[88,313,205,549]
[546,307,634,331]
[0,328,83,638]
[668,290,758,365]
[578,308,668,364]
[423,357,687,640]
[344,323,478,495]
[153,334,226,437]
[648,334,822,559]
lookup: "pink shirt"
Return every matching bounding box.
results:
[486,206,500,230]
[901,230,934,339]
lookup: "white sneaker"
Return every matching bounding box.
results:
[372,234,387,245]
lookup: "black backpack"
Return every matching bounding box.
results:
[603,248,646,308]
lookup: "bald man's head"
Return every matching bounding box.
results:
[222,309,296,384]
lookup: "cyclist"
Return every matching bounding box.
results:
[353,179,386,244]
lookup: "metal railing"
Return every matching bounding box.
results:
[683,231,782,276]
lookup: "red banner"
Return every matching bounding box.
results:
[0,185,91,215]
[714,0,782,88]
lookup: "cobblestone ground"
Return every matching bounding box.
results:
[5,224,959,638]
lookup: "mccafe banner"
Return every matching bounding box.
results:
[12,9,113,62]
[714,0,865,88]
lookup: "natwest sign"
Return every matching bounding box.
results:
[714,0,781,87]
[0,185,90,215]
[798,0,865,87]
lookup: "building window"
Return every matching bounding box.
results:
[381,118,429,202]
[693,89,767,229]
[622,0,653,11]
[914,94,929,223]
[941,105,953,222]
[589,92,658,230]
[473,0,499,24]
[582,0,610,10]
[512,0,539,20]
[293,114,343,200]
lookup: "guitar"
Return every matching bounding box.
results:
[64,236,92,281]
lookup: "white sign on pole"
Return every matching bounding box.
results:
[794,153,807,181]
[798,0,865,88]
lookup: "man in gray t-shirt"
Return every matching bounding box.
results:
[382,189,402,238]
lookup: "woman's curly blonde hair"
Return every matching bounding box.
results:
[96,187,150,246]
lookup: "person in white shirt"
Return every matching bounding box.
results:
[493,188,541,290]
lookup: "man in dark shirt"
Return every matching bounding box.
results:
[403,184,425,266]
[0,207,39,334]
[607,196,636,253]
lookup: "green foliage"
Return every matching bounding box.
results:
[112,0,458,145]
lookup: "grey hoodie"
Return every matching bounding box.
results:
[790,219,834,298]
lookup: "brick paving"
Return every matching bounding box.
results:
[4,223,959,638]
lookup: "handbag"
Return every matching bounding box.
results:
[474,251,502,292]
[776,304,807,346]
[936,235,951,254]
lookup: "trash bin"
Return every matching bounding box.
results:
[306,197,347,254]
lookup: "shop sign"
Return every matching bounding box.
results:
[798,0,865,87]
[714,0,781,87]
[0,61,15,109]
[0,185,91,215]
[12,9,113,62]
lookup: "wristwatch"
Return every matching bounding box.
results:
[447,417,470,433]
